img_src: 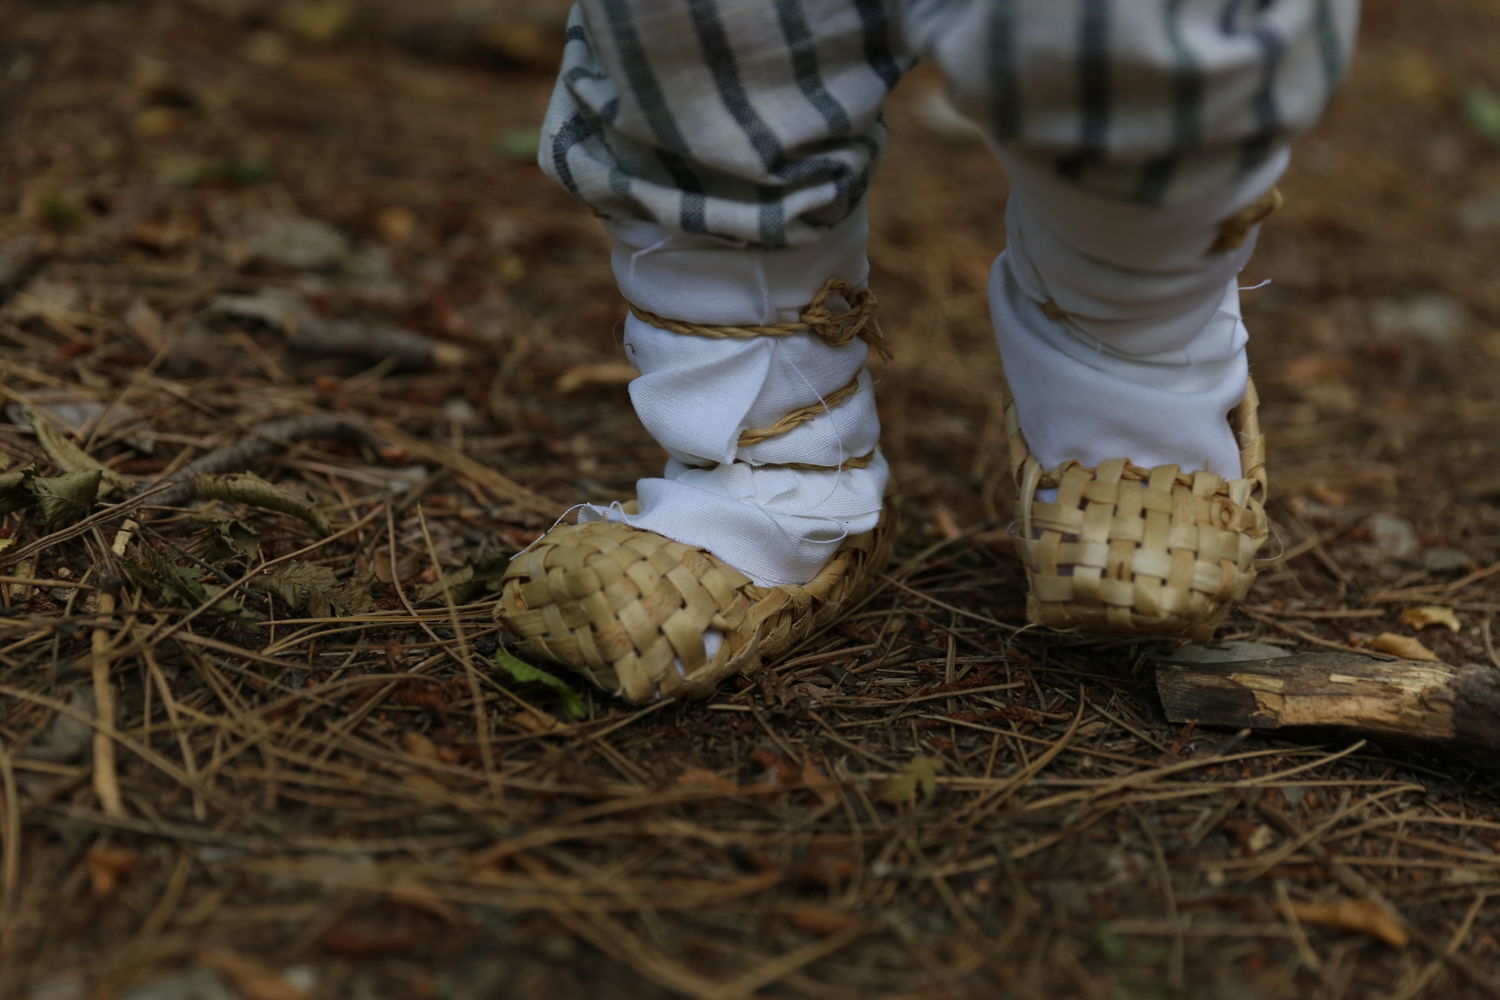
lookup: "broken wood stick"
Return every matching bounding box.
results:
[136,413,369,509]
[1155,651,1500,752]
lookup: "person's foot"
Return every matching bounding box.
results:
[497,233,890,701]
[990,255,1268,640]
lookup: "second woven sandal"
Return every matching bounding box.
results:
[1002,377,1269,642]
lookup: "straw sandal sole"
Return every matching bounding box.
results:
[496,513,892,704]
[1003,377,1268,642]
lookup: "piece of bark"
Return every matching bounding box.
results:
[1155,651,1500,751]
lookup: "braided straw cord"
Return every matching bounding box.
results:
[630,276,890,360]
[497,514,892,704]
[1003,377,1268,642]
[738,371,863,447]
[640,277,881,473]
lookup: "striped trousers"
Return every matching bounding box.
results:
[541,0,1358,249]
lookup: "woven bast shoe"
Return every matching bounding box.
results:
[496,516,890,703]
[1003,378,1268,642]
[497,275,891,703]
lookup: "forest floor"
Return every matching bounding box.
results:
[3,2,1500,998]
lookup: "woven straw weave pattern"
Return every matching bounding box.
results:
[497,517,890,704]
[1004,379,1268,641]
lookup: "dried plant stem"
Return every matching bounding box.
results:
[88,521,138,817]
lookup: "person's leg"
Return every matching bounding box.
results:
[501,1,910,701]
[909,0,1358,635]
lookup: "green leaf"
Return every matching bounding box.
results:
[162,158,275,189]
[493,646,586,720]
[1463,87,1500,145]
[878,755,943,806]
[39,193,86,232]
[195,472,330,534]
[250,560,374,618]
[491,127,540,160]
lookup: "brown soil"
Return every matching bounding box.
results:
[2,2,1498,998]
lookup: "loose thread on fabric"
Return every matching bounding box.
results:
[507,502,597,562]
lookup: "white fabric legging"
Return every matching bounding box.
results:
[539,0,1359,586]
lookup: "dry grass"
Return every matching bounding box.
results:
[1,2,1499,998]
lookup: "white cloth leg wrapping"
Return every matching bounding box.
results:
[991,151,1290,479]
[576,208,888,588]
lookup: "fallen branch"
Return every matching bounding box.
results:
[1155,651,1500,752]
[137,413,369,509]
[289,318,468,371]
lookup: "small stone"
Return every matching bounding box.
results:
[1423,546,1472,573]
[1369,512,1419,560]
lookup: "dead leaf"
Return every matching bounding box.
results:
[199,947,312,1000]
[1399,605,1461,632]
[193,512,262,560]
[86,845,141,899]
[319,917,427,957]
[124,297,164,349]
[238,211,349,271]
[250,561,374,618]
[1369,632,1440,661]
[29,469,101,526]
[30,409,131,496]
[196,472,330,535]
[403,770,450,805]
[675,768,739,794]
[388,877,467,927]
[413,555,511,604]
[787,903,863,936]
[508,710,560,735]
[402,731,443,763]
[801,756,839,806]
[208,288,309,333]
[1286,898,1410,948]
[123,541,251,620]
